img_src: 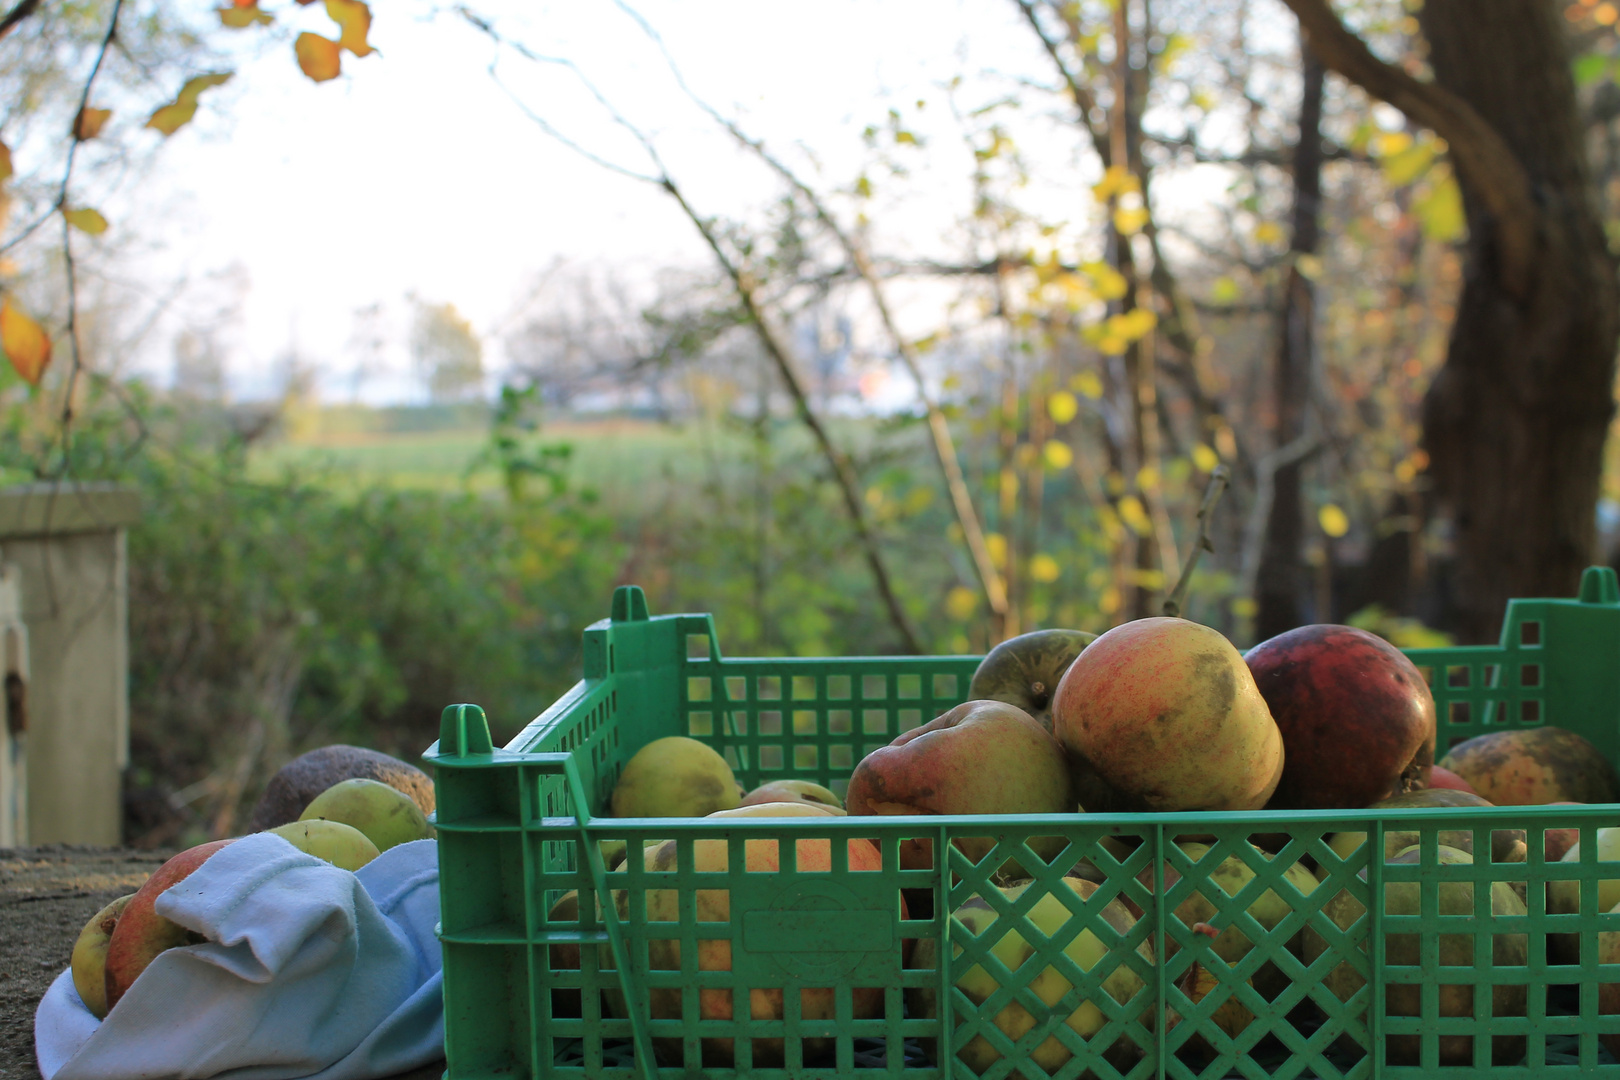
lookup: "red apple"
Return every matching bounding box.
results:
[1542,801,1585,863]
[1427,765,1478,795]
[845,700,1074,876]
[103,838,234,1012]
[1244,624,1436,810]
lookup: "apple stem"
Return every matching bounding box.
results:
[1162,465,1231,618]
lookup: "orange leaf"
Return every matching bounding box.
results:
[146,72,233,136]
[296,32,343,81]
[64,207,108,235]
[1,298,52,385]
[0,139,11,184]
[218,4,273,27]
[325,0,373,56]
[73,106,111,141]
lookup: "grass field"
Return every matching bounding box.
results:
[248,411,771,514]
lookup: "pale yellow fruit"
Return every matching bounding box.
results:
[269,819,381,870]
[70,893,134,1019]
[610,736,740,818]
[299,777,434,852]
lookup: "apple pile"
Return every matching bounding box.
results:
[69,765,435,1021]
[598,616,1620,1073]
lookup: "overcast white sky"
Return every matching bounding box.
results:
[112,0,1071,404]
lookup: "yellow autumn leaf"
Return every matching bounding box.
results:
[1071,370,1103,399]
[63,207,108,235]
[1112,308,1158,342]
[297,32,343,82]
[1082,261,1129,300]
[1,298,52,385]
[325,0,374,56]
[1114,204,1149,235]
[1319,503,1351,538]
[985,532,1009,569]
[1295,254,1323,280]
[1211,276,1239,304]
[1253,221,1285,246]
[1415,171,1466,242]
[73,106,111,141]
[1098,586,1122,615]
[945,585,978,621]
[1048,390,1079,424]
[0,140,10,183]
[146,72,233,136]
[1097,334,1128,356]
[902,487,934,515]
[1091,164,1140,203]
[1192,443,1219,472]
[1136,466,1159,491]
[1230,596,1258,618]
[1030,553,1061,583]
[1372,130,1414,158]
[218,4,273,28]
[1043,441,1074,470]
[1117,495,1151,536]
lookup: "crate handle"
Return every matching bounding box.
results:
[437,703,494,758]
[612,585,650,622]
[1579,565,1620,605]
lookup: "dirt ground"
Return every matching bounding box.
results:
[0,846,443,1080]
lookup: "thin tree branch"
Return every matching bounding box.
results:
[616,0,1010,630]
[1278,0,1538,299]
[0,0,39,41]
[462,4,925,652]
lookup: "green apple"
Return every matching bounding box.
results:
[969,628,1096,732]
[299,777,435,852]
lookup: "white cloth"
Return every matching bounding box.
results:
[35,833,444,1080]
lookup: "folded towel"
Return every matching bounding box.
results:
[35,833,443,1080]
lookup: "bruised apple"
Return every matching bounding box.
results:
[845,700,1074,877]
[1052,618,1283,812]
[1440,726,1620,806]
[1244,624,1436,809]
[103,839,234,1012]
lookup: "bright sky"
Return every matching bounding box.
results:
[122,0,1069,404]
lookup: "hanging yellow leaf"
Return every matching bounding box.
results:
[1097,334,1128,356]
[1111,308,1158,342]
[63,207,108,235]
[219,4,274,27]
[1211,276,1239,304]
[146,72,233,136]
[1071,370,1104,399]
[1319,503,1351,538]
[1048,390,1079,424]
[945,585,978,621]
[902,487,934,515]
[1043,441,1074,470]
[325,0,374,56]
[1230,596,1258,618]
[1380,140,1436,187]
[1091,164,1140,203]
[1030,553,1061,583]
[1,298,52,385]
[1117,495,1151,536]
[1114,204,1149,235]
[0,140,11,184]
[1081,261,1128,301]
[296,32,343,82]
[1253,221,1285,246]
[1295,254,1323,280]
[73,106,111,141]
[1098,586,1122,615]
[1414,171,1466,242]
[1372,131,1414,158]
[1191,443,1219,472]
[1136,466,1159,491]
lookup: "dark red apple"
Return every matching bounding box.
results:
[103,838,234,1012]
[1244,624,1436,810]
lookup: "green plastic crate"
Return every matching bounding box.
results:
[425,568,1620,1079]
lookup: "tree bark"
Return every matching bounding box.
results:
[1285,0,1620,642]
[1255,34,1325,640]
[1417,0,1619,641]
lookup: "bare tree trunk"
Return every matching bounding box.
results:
[1255,35,1325,640]
[1284,0,1620,643]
